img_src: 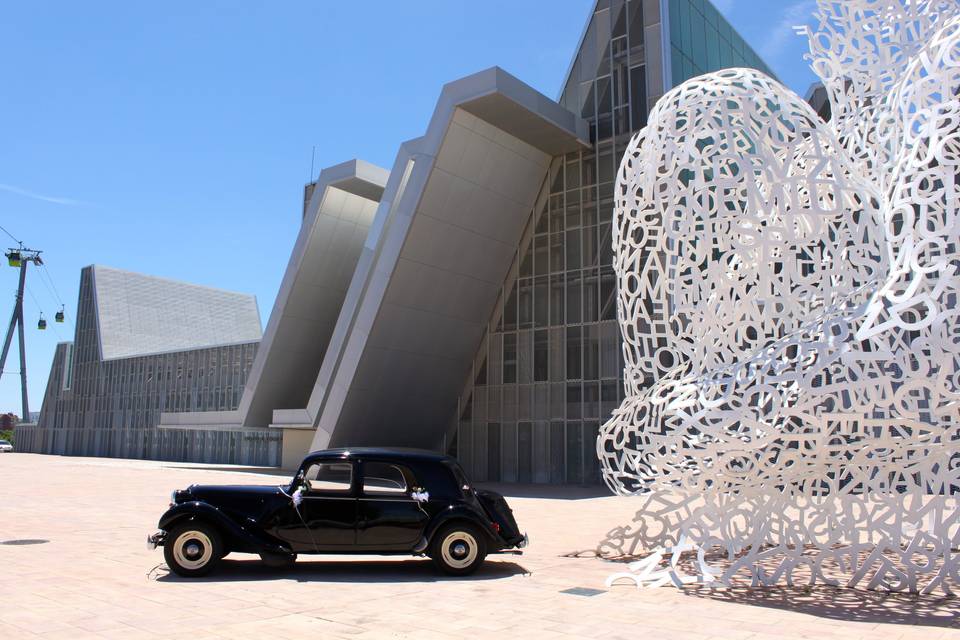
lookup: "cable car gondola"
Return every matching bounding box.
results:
[37,314,46,330]
[55,306,64,323]
[7,251,21,268]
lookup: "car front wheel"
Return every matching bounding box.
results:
[163,521,223,577]
[430,523,487,576]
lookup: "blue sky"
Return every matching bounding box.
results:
[0,0,818,415]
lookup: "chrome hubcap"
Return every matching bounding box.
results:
[172,531,213,570]
[441,531,478,570]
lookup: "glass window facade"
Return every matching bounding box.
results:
[451,0,774,484]
[452,0,649,485]
[667,0,776,86]
[455,145,623,485]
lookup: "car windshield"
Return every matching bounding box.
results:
[0,440,9,445]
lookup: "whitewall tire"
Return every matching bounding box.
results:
[163,522,223,577]
[430,523,487,576]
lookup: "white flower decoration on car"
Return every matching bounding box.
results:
[292,485,306,507]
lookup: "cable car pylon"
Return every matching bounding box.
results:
[0,243,44,422]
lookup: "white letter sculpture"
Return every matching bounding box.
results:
[599,0,960,593]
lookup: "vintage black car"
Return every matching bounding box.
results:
[148,448,527,577]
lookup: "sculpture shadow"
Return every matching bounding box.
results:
[594,511,958,628]
[684,585,959,628]
[154,556,528,584]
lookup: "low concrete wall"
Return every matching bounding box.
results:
[14,423,281,467]
[280,428,315,470]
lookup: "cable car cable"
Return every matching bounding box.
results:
[24,284,65,340]
[0,224,21,245]
[35,264,61,307]
[36,265,68,323]
[38,263,65,306]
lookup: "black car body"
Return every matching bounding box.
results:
[149,447,527,576]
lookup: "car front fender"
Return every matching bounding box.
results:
[158,502,291,555]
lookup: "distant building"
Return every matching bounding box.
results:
[806,82,832,121]
[17,265,274,464]
[24,0,776,481]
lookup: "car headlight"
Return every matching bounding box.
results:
[170,490,178,505]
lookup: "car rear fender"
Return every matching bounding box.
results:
[425,507,500,549]
[474,489,524,546]
[158,502,290,555]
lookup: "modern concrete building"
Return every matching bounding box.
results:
[26,0,775,482]
[18,265,273,464]
[157,158,389,462]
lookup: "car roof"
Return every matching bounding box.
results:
[304,447,456,465]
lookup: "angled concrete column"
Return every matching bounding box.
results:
[158,160,388,436]
[305,67,590,456]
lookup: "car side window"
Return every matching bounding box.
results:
[362,462,408,495]
[304,462,352,493]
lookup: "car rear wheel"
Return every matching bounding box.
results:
[430,523,487,576]
[163,521,222,577]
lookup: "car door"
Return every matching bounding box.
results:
[292,460,358,551]
[355,460,429,550]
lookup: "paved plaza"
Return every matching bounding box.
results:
[0,453,956,639]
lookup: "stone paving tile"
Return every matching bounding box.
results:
[0,453,957,639]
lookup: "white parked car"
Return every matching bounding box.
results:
[0,439,13,453]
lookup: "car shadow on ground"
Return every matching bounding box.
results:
[684,585,960,628]
[163,464,292,478]
[154,557,528,584]
[475,482,613,500]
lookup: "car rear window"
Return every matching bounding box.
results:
[445,461,471,493]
